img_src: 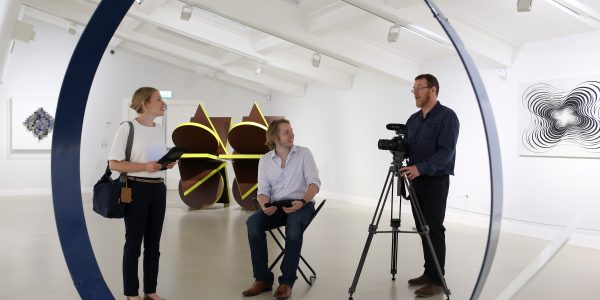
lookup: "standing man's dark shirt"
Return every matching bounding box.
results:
[404,101,459,176]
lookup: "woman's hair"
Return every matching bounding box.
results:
[265,119,290,150]
[130,87,158,113]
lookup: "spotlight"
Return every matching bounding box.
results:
[135,0,143,4]
[255,63,262,74]
[311,52,321,68]
[387,24,400,42]
[517,0,532,12]
[68,23,77,35]
[181,4,193,21]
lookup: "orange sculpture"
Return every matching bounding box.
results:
[172,102,281,210]
[172,104,231,209]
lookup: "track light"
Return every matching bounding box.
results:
[181,4,193,21]
[255,63,262,74]
[311,52,321,68]
[68,23,77,35]
[387,24,400,42]
[517,0,532,12]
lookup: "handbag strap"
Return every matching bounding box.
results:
[123,121,134,162]
[115,121,134,183]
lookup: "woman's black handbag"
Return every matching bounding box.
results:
[92,121,133,218]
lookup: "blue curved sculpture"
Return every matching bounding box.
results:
[422,1,504,299]
[51,0,133,298]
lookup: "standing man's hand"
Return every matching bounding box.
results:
[400,165,420,180]
[282,200,305,214]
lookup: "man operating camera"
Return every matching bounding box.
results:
[400,74,459,297]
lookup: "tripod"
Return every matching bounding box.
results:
[348,156,451,300]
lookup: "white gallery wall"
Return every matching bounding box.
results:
[270,32,600,247]
[475,30,600,246]
[0,16,268,194]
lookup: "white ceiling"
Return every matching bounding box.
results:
[18,0,600,96]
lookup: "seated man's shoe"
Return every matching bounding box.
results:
[273,284,292,300]
[242,281,272,297]
[408,274,429,286]
[414,283,444,297]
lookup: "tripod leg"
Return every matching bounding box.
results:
[391,228,398,280]
[348,229,376,298]
[348,169,395,299]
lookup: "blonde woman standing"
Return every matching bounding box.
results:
[108,87,175,300]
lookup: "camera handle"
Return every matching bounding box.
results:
[347,163,451,300]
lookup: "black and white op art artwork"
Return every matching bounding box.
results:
[520,80,600,158]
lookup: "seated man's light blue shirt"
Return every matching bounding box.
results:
[257,145,321,202]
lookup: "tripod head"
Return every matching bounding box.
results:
[390,150,407,175]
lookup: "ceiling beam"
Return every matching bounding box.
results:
[226,65,306,97]
[21,0,306,96]
[306,3,366,35]
[352,0,514,67]
[545,0,600,29]
[117,30,306,96]
[184,0,419,84]
[118,40,200,71]
[384,0,422,9]
[126,4,355,89]
[265,52,354,90]
[120,41,270,95]
[220,52,245,66]
[251,33,289,54]
[213,72,271,95]
[131,0,170,15]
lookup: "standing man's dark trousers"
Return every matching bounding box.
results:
[246,202,315,287]
[123,180,166,297]
[410,175,449,286]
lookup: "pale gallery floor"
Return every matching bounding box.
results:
[0,192,598,299]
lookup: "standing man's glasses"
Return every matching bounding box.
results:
[411,86,432,93]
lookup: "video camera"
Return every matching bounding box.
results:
[378,123,407,168]
[378,123,406,152]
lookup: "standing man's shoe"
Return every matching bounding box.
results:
[408,274,429,286]
[242,281,272,297]
[414,283,443,297]
[273,284,292,300]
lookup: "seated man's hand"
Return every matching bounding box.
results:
[261,204,277,216]
[282,200,305,214]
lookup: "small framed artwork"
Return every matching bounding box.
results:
[10,97,57,151]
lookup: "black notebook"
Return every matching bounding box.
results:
[158,147,186,170]
[264,199,296,208]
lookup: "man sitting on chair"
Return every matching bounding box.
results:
[242,119,321,300]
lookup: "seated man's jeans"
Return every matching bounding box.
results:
[246,202,315,287]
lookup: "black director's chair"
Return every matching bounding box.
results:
[253,198,326,285]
